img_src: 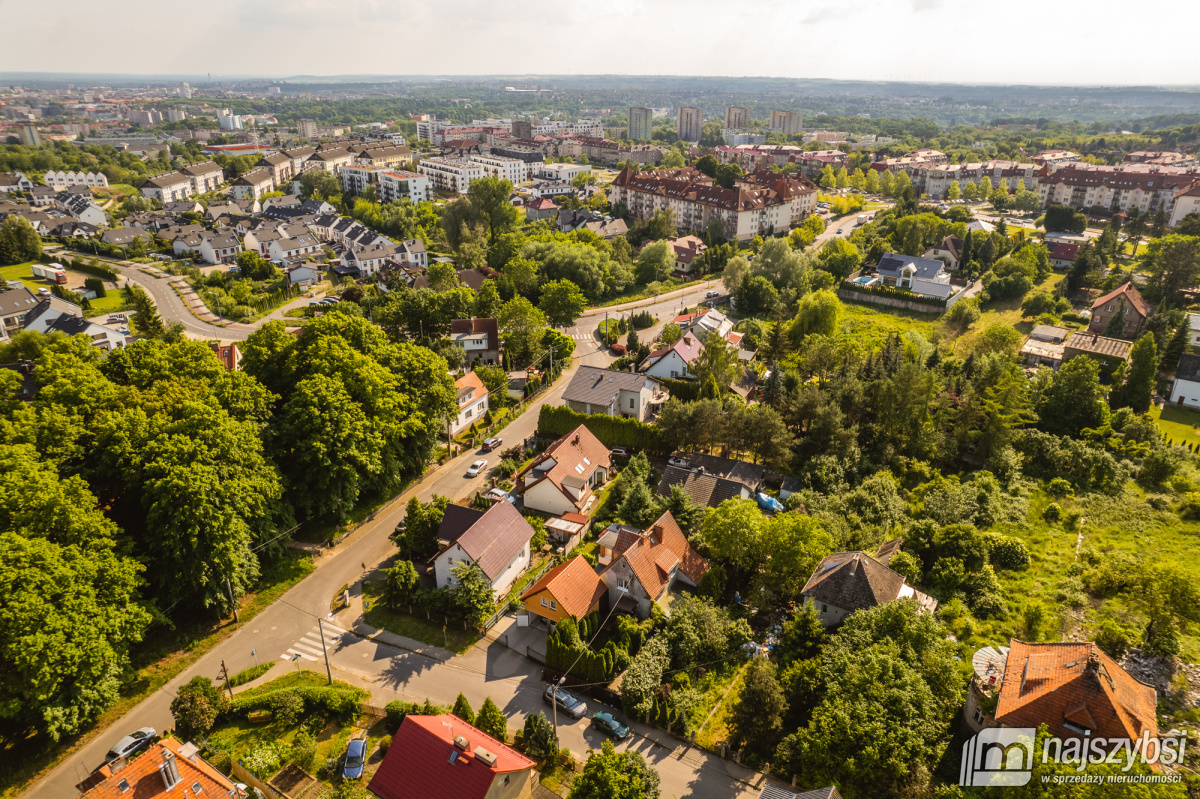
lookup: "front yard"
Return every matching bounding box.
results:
[361,580,480,653]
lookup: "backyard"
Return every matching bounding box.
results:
[0,261,132,319]
[1151,403,1200,446]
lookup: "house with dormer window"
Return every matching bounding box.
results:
[450,370,489,435]
[514,425,612,516]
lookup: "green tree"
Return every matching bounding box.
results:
[474,279,503,318]
[452,693,476,725]
[0,214,42,264]
[817,164,836,190]
[467,176,520,245]
[690,331,738,389]
[475,697,508,741]
[729,658,787,755]
[1162,317,1189,371]
[817,237,861,280]
[1110,333,1158,413]
[170,676,228,740]
[450,562,495,629]
[498,296,547,368]
[659,323,683,347]
[834,166,849,190]
[864,169,880,194]
[380,559,420,609]
[299,169,339,200]
[522,711,559,761]
[128,285,164,338]
[789,289,841,343]
[714,162,744,189]
[660,150,685,169]
[635,240,675,284]
[694,154,719,178]
[1144,235,1200,307]
[1103,306,1128,338]
[538,279,588,328]
[945,181,961,201]
[879,170,896,197]
[568,740,661,799]
[1035,355,1108,437]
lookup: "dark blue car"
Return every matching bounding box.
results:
[342,738,368,779]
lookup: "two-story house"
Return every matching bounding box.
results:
[1088,282,1150,338]
[641,332,703,380]
[875,253,954,300]
[451,370,489,435]
[599,510,709,618]
[561,368,663,422]
[432,499,535,600]
[450,317,500,366]
[514,424,612,516]
[801,544,937,628]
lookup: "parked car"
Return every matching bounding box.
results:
[342,738,368,779]
[706,290,720,298]
[592,711,631,740]
[543,685,586,719]
[609,446,629,457]
[486,487,514,504]
[836,228,844,235]
[668,456,689,467]
[394,519,406,536]
[481,437,502,452]
[37,288,51,297]
[465,459,488,477]
[105,727,156,763]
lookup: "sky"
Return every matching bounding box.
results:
[3,0,1198,86]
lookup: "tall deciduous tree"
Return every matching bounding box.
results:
[538,279,587,328]
[568,740,661,799]
[467,176,519,246]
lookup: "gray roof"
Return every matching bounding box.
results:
[657,465,744,509]
[801,551,905,614]
[451,500,535,581]
[563,368,658,407]
[678,452,764,490]
[876,252,946,280]
[0,287,40,317]
[1177,353,1200,382]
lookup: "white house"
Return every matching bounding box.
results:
[21,300,125,350]
[514,424,612,516]
[562,368,663,422]
[433,499,535,599]
[140,171,193,203]
[642,332,703,380]
[268,234,321,264]
[1170,353,1200,409]
[450,370,489,435]
[0,172,36,193]
[874,252,954,300]
[43,170,109,188]
[198,233,242,265]
[231,168,275,201]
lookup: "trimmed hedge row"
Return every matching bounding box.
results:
[231,683,366,720]
[660,377,700,403]
[840,279,948,308]
[537,405,664,453]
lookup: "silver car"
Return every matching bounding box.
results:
[105,727,156,763]
[544,685,586,719]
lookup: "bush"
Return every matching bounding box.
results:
[1143,617,1181,658]
[946,297,980,326]
[377,734,393,754]
[228,662,273,687]
[385,700,417,732]
[231,682,366,721]
[270,691,304,726]
[1095,622,1130,660]
[495,458,518,478]
[1042,502,1062,523]
[170,676,228,740]
[243,741,288,777]
[1046,478,1075,499]
[986,533,1030,571]
[291,730,318,770]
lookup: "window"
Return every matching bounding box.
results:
[973,708,986,725]
[549,601,557,610]
[465,409,472,419]
[820,603,828,613]
[477,401,485,411]
[541,597,548,607]
[629,397,635,409]
[192,783,203,795]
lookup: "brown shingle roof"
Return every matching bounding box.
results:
[801,551,906,613]
[1090,282,1151,319]
[515,425,612,510]
[602,510,707,599]
[995,640,1157,744]
[454,500,535,581]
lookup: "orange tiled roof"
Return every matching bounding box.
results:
[515,424,611,510]
[1090,282,1151,319]
[80,737,242,799]
[520,555,606,618]
[995,640,1157,744]
[603,510,707,599]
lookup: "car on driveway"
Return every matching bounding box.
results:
[465,459,488,477]
[481,437,502,452]
[668,456,689,467]
[486,487,514,504]
[342,738,368,779]
[544,685,586,719]
[592,711,631,740]
[105,727,156,763]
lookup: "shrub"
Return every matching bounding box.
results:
[270,691,304,726]
[1143,617,1181,659]
[986,533,1030,571]
[1095,622,1130,660]
[170,676,228,740]
[228,662,273,688]
[1179,492,1200,519]
[384,700,417,732]
[1046,478,1074,498]
[243,741,288,777]
[291,730,318,770]
[1042,502,1063,523]
[377,734,393,754]
[496,458,518,478]
[522,712,559,761]
[537,405,664,452]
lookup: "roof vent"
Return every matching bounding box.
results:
[454,735,471,751]
[474,747,498,767]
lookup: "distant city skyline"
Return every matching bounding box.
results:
[2,0,1198,86]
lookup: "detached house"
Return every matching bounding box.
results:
[450,317,500,366]
[451,370,489,435]
[515,424,612,516]
[1088,282,1150,338]
[369,715,536,799]
[561,367,663,422]
[520,555,607,627]
[76,737,246,799]
[875,253,954,300]
[433,499,535,599]
[599,510,709,618]
[922,235,963,271]
[641,332,703,380]
[801,545,937,627]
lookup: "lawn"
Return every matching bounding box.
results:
[0,262,52,295]
[837,297,940,349]
[0,549,314,799]
[361,581,479,653]
[1150,404,1200,446]
[0,262,133,319]
[694,663,745,751]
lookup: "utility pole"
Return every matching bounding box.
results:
[226,578,239,623]
[316,618,333,684]
[220,660,233,700]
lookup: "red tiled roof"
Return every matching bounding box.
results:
[995,641,1157,744]
[515,424,612,510]
[1090,282,1151,319]
[525,197,559,210]
[80,737,242,799]
[520,555,606,618]
[455,370,488,404]
[368,715,535,799]
[1046,241,1081,262]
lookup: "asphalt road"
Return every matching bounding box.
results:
[26,277,771,799]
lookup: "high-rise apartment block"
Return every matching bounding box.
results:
[628,107,653,141]
[676,106,703,142]
[17,123,41,147]
[297,119,317,140]
[770,110,803,136]
[724,107,750,130]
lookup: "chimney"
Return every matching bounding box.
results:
[159,749,181,791]
[848,555,859,575]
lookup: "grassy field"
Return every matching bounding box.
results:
[0,261,133,319]
[1151,404,1200,446]
[694,663,745,751]
[837,297,940,349]
[361,581,479,653]
[0,550,315,799]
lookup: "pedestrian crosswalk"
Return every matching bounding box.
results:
[280,620,348,663]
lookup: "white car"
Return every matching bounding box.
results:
[668,456,690,467]
[706,290,720,298]
[465,459,488,477]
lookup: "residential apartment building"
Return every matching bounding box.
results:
[921,160,1040,198]
[17,124,41,147]
[1032,149,1082,169]
[417,157,483,194]
[770,110,803,136]
[724,106,750,130]
[140,171,192,202]
[230,167,275,200]
[716,144,806,171]
[378,170,431,204]
[352,144,412,169]
[309,147,354,173]
[676,106,703,142]
[610,165,815,242]
[256,152,294,184]
[180,161,224,193]
[297,118,317,139]
[340,164,385,195]
[282,145,316,174]
[629,106,653,140]
[1036,163,1200,216]
[1170,181,1200,227]
[490,144,545,165]
[42,170,108,188]
[468,153,528,184]
[1125,150,1196,168]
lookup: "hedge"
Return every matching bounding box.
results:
[68,258,120,282]
[660,377,700,402]
[537,405,664,453]
[840,279,948,308]
[231,683,366,720]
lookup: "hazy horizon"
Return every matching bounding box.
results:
[3,0,1198,86]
